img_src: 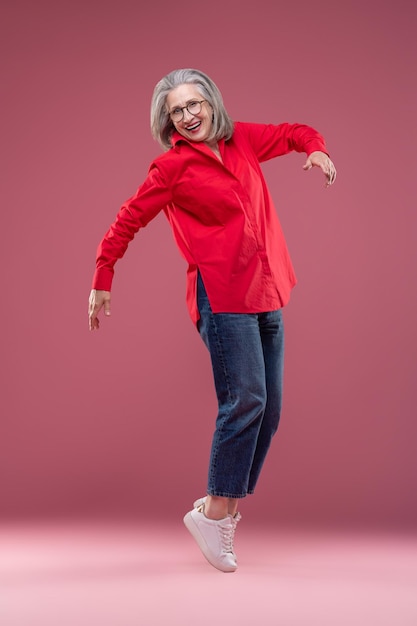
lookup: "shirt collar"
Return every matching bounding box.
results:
[170,130,189,147]
[170,130,225,152]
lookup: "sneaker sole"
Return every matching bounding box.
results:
[183,511,237,573]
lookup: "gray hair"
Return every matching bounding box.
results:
[151,68,234,150]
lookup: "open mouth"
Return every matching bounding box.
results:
[186,121,201,131]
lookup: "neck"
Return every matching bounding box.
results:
[206,141,222,163]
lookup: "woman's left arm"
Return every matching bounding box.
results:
[236,123,336,187]
[303,150,337,188]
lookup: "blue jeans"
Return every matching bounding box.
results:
[197,273,285,498]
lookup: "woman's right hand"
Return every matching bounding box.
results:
[88,289,111,331]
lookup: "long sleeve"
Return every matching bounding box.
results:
[234,122,328,163]
[92,165,172,291]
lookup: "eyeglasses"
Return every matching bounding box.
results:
[169,100,206,123]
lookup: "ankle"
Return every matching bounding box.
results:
[204,495,228,520]
[228,498,239,517]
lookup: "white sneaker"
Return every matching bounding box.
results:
[193,496,242,542]
[183,505,239,573]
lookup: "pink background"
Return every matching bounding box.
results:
[2,0,416,529]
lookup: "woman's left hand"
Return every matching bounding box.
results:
[303,151,337,188]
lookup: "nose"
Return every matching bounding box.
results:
[182,107,194,123]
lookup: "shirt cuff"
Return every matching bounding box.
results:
[306,140,328,156]
[92,267,114,291]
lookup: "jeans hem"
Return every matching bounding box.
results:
[207,491,248,499]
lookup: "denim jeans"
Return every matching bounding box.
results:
[197,273,285,498]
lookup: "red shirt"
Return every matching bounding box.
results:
[92,122,327,324]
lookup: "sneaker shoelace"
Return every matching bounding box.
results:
[219,512,241,554]
[218,519,235,554]
[229,512,241,553]
[197,504,242,555]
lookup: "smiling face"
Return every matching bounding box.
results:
[166,83,213,143]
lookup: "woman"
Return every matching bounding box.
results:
[88,68,336,573]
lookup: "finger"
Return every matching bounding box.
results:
[325,169,336,187]
[325,171,332,187]
[327,162,337,186]
[89,315,99,331]
[321,157,335,186]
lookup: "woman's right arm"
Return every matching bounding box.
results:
[89,164,172,330]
